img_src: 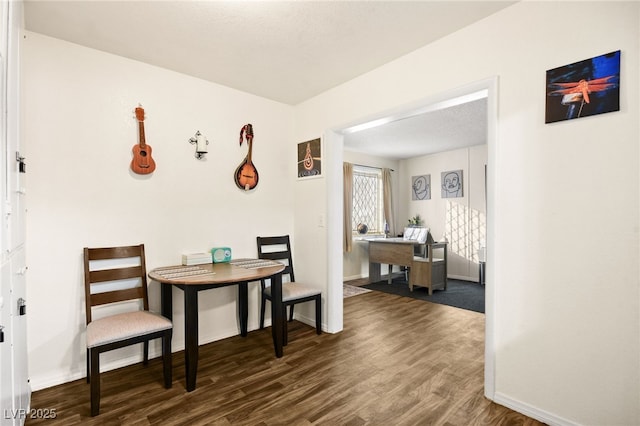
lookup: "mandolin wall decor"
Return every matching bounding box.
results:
[235,123,259,191]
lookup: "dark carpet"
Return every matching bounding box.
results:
[362,278,485,313]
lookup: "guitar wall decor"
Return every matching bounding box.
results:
[131,105,156,175]
[234,123,259,191]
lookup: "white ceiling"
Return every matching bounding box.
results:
[24,0,510,157]
[344,96,487,159]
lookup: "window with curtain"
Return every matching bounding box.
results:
[352,166,384,234]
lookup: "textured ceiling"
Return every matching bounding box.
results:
[24,0,509,157]
[344,96,487,160]
[24,0,513,105]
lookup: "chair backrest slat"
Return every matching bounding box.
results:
[89,266,144,283]
[258,250,289,260]
[91,288,146,307]
[257,235,295,282]
[86,246,144,260]
[83,244,150,324]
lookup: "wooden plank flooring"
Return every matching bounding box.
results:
[27,290,544,425]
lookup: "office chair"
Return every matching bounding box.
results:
[83,244,172,416]
[256,235,321,344]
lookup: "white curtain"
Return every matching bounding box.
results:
[343,162,353,252]
[382,168,395,237]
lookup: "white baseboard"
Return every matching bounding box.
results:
[493,392,580,426]
[30,352,149,392]
[29,323,259,391]
[448,274,477,282]
[29,316,329,393]
[343,273,365,282]
[344,274,481,283]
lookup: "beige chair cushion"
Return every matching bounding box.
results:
[86,311,172,348]
[264,282,321,302]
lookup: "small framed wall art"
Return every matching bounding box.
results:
[411,175,431,200]
[297,138,322,178]
[441,170,463,198]
[545,50,620,124]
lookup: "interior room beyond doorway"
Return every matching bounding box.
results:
[328,77,498,399]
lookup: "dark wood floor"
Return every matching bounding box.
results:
[27,290,544,425]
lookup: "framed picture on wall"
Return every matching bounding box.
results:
[411,175,431,200]
[297,138,322,178]
[545,50,620,124]
[441,170,463,198]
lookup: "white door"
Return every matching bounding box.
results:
[1,0,29,424]
[1,262,13,426]
[9,250,28,422]
[0,0,14,421]
[6,0,24,254]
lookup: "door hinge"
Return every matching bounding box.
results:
[17,298,26,316]
[16,152,26,173]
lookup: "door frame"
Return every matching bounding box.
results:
[324,76,498,399]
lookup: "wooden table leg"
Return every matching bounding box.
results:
[184,286,198,392]
[238,281,248,337]
[160,283,173,320]
[270,272,284,358]
[369,262,381,283]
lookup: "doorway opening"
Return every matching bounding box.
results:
[324,77,498,399]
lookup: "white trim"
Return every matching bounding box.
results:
[493,392,581,426]
[324,130,344,333]
[343,274,365,282]
[29,322,266,391]
[341,90,488,135]
[484,75,498,400]
[447,274,477,281]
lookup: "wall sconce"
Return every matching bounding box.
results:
[189,131,209,159]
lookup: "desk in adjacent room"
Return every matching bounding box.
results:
[368,238,448,284]
[148,259,285,392]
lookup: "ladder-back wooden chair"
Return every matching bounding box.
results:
[256,235,321,344]
[83,244,172,416]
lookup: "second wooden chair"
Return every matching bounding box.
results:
[256,235,322,344]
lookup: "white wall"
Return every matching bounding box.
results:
[21,2,640,424]
[401,144,487,281]
[23,33,295,390]
[294,2,639,425]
